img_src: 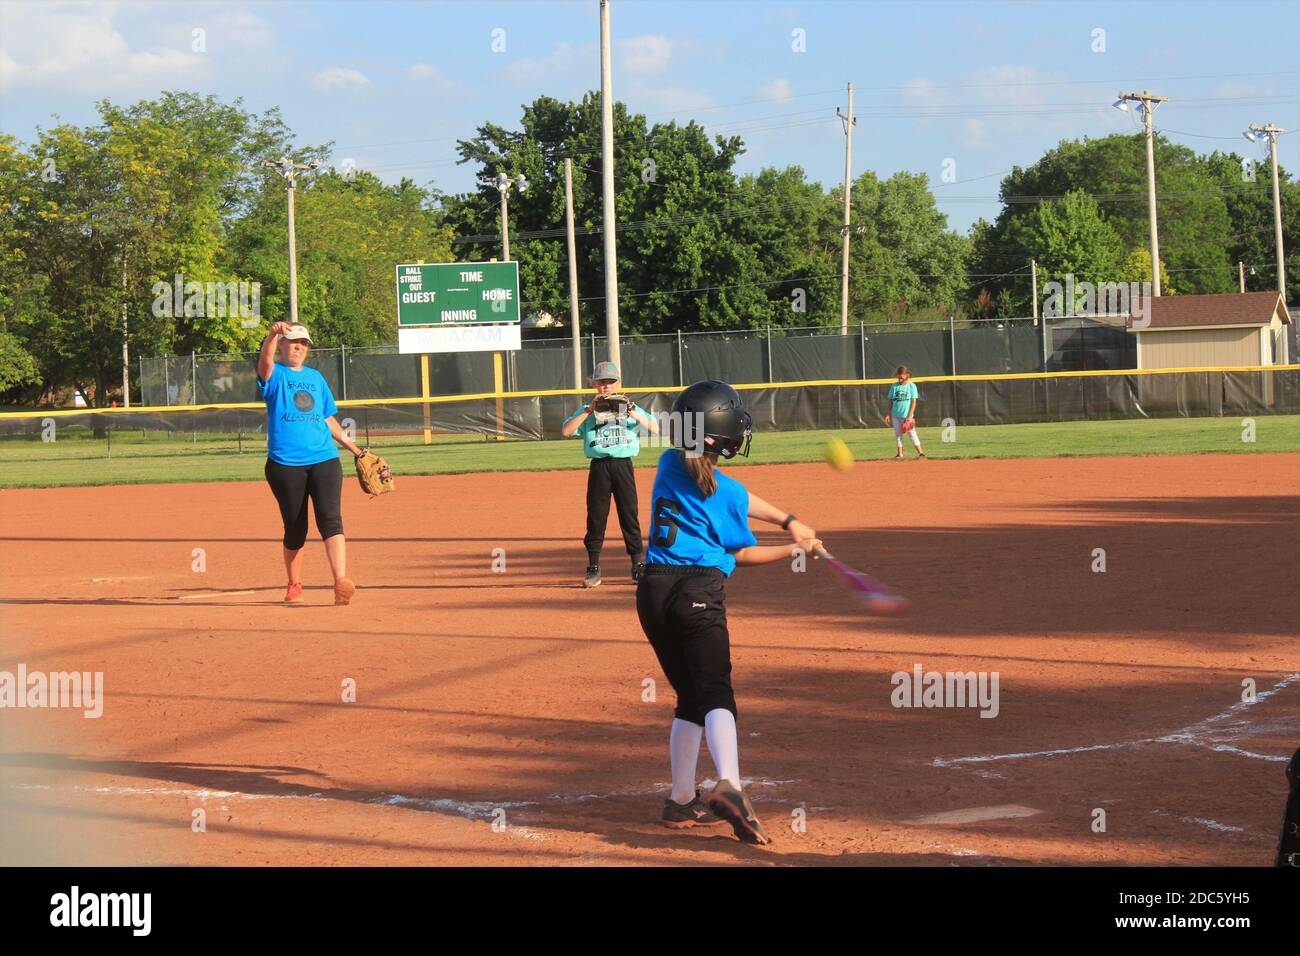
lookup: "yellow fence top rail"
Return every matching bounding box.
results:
[3,363,1298,420]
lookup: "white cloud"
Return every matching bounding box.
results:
[501,41,589,85]
[962,118,990,148]
[757,79,793,104]
[618,34,673,74]
[902,77,938,106]
[0,0,210,94]
[627,83,715,115]
[0,2,277,97]
[311,67,370,95]
[1214,80,1276,98]
[970,65,1047,108]
[210,9,275,52]
[406,62,460,96]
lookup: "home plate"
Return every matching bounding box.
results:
[906,804,1042,825]
[177,590,258,601]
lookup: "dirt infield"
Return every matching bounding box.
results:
[2,452,1297,866]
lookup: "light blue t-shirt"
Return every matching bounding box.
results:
[645,449,758,577]
[562,404,642,459]
[888,381,919,419]
[258,362,339,466]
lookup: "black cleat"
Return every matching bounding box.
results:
[582,564,602,588]
[662,790,727,829]
[706,780,772,845]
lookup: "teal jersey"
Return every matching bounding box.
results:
[562,404,642,459]
[888,381,918,419]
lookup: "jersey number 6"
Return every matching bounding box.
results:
[651,496,682,547]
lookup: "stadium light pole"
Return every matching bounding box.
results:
[1114,92,1167,296]
[1244,124,1288,300]
[599,0,621,367]
[564,158,582,389]
[837,82,856,335]
[494,171,528,261]
[261,156,322,325]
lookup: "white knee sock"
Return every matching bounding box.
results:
[909,429,923,448]
[669,718,703,804]
[704,708,741,789]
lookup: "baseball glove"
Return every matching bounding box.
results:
[354,448,394,497]
[589,393,632,424]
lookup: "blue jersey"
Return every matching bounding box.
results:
[258,362,339,466]
[645,450,757,576]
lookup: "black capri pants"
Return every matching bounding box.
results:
[635,565,737,725]
[264,456,344,550]
[584,456,644,563]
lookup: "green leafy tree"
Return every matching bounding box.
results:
[973,133,1236,310]
[1196,149,1298,302]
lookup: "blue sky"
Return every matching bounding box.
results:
[2,0,1297,233]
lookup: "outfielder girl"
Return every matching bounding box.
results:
[885,365,925,460]
[638,380,821,844]
[257,321,364,605]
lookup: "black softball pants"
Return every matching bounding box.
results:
[265,456,344,550]
[584,456,644,564]
[636,565,737,725]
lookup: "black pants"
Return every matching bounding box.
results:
[636,566,736,725]
[584,456,643,564]
[265,457,344,550]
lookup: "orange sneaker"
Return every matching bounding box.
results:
[284,582,305,604]
[333,578,356,606]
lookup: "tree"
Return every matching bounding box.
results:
[972,133,1236,310]
[1010,189,1127,292]
[844,170,971,324]
[0,136,47,400]
[1197,149,1299,303]
[446,93,801,336]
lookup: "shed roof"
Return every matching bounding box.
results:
[1126,291,1290,331]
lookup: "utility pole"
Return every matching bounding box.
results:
[837,82,856,335]
[1031,258,1039,324]
[599,0,621,367]
[1239,260,1246,294]
[564,158,582,389]
[494,171,527,262]
[261,156,321,325]
[121,254,129,406]
[1114,92,1167,295]
[1245,124,1288,300]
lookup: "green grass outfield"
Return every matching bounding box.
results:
[0,415,1296,489]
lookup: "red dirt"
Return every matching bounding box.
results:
[1,453,1297,866]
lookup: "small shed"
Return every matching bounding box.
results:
[1126,292,1291,369]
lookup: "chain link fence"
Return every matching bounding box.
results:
[140,318,1143,406]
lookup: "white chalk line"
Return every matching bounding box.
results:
[932,673,1300,770]
[1,776,801,828]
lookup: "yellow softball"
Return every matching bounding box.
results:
[823,437,854,472]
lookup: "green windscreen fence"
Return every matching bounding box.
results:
[6,369,1299,449]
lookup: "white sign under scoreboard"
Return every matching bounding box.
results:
[397,323,522,355]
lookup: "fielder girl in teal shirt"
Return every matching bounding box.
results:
[886,364,926,460]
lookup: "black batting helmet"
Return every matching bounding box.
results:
[670,380,752,459]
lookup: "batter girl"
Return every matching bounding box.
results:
[257,321,364,605]
[638,380,821,845]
